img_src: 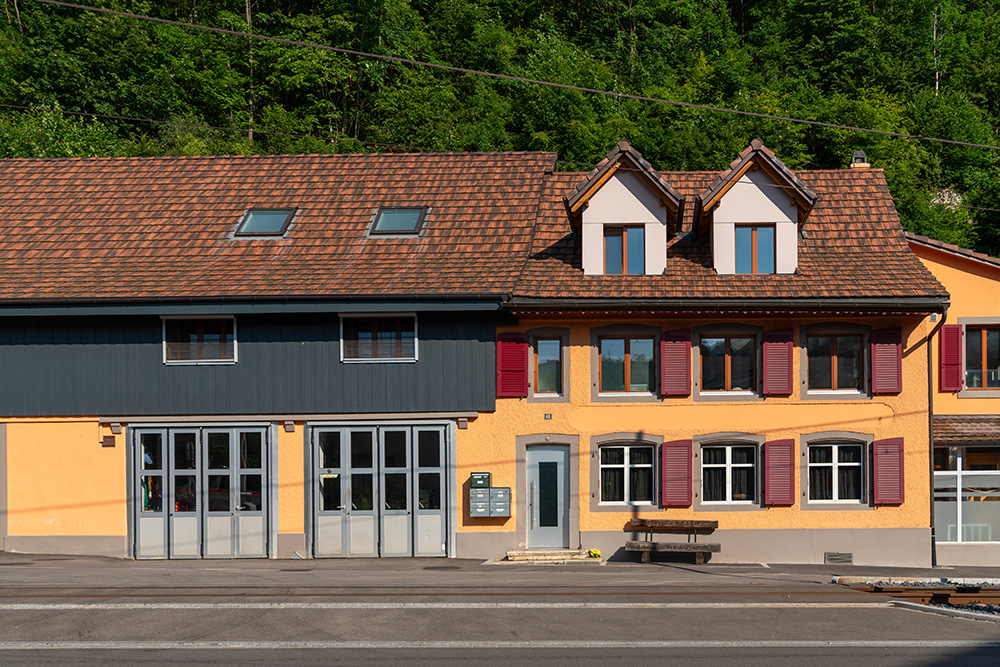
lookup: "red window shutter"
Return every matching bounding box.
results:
[873,437,904,505]
[660,329,691,397]
[660,440,692,507]
[496,333,528,398]
[764,439,795,506]
[872,328,902,394]
[940,324,963,392]
[762,329,794,396]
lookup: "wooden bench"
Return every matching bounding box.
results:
[624,519,721,565]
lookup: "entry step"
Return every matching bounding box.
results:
[505,549,597,562]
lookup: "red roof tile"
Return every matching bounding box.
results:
[934,416,1000,445]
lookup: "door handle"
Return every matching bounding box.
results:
[530,481,536,529]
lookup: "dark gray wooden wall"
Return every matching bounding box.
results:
[0,312,498,416]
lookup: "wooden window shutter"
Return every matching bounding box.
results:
[496,333,528,398]
[660,329,691,397]
[940,324,963,392]
[873,437,904,505]
[660,440,692,507]
[871,328,902,394]
[764,439,795,506]
[762,329,794,395]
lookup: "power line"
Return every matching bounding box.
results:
[28,0,1000,153]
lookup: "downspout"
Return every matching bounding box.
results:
[926,306,948,567]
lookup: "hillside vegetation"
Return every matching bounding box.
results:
[2,0,999,251]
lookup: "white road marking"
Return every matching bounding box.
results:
[0,639,996,650]
[0,601,888,610]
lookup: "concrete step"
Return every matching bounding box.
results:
[505,549,596,562]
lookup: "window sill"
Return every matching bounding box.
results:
[593,391,659,404]
[693,390,761,403]
[801,500,871,512]
[342,358,417,364]
[802,389,869,401]
[164,360,236,366]
[694,499,761,512]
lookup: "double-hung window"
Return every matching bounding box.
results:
[163,317,236,364]
[702,444,756,503]
[965,326,1000,390]
[807,443,864,502]
[342,315,417,362]
[599,336,655,393]
[701,335,756,392]
[604,226,645,275]
[807,334,864,391]
[599,445,654,504]
[734,224,775,274]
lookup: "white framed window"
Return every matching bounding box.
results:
[702,444,756,503]
[340,314,418,363]
[162,316,237,365]
[934,446,1000,543]
[807,443,864,502]
[599,444,654,505]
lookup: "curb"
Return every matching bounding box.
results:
[834,576,1000,586]
[891,600,1000,623]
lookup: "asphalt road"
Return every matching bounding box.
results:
[0,554,999,665]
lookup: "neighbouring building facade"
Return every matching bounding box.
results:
[0,140,962,566]
[908,233,1000,566]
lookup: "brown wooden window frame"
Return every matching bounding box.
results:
[806,334,865,391]
[163,317,237,364]
[699,335,757,392]
[734,224,776,275]
[603,225,645,275]
[341,315,417,362]
[598,335,657,394]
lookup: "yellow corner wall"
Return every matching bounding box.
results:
[276,424,305,535]
[458,315,932,535]
[912,243,1000,416]
[6,419,126,537]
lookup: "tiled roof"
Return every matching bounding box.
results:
[0,151,557,302]
[563,140,682,215]
[515,167,947,302]
[934,416,1000,445]
[699,138,817,213]
[906,232,1000,270]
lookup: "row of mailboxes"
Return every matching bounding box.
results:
[469,481,511,518]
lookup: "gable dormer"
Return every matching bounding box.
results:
[564,141,683,276]
[699,139,816,275]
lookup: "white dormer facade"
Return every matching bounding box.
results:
[711,168,799,275]
[581,170,668,276]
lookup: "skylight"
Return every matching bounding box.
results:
[235,208,296,236]
[370,207,428,235]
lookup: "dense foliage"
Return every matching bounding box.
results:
[2,0,998,250]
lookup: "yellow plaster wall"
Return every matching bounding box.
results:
[276,424,305,534]
[6,419,126,537]
[458,315,932,534]
[912,243,1000,416]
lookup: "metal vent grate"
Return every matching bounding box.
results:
[824,552,853,565]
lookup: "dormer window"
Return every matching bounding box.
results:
[235,208,296,237]
[735,224,775,275]
[370,207,428,236]
[699,140,816,276]
[563,141,683,277]
[604,226,645,275]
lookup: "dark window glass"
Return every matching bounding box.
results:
[629,338,655,392]
[600,338,626,392]
[600,336,655,393]
[370,207,427,234]
[352,474,373,510]
[535,339,562,394]
[383,431,407,468]
[418,431,441,468]
[208,475,230,511]
[319,432,341,469]
[384,473,408,510]
[319,475,341,511]
[735,225,775,274]
[418,473,441,510]
[240,432,262,469]
[207,433,230,470]
[165,318,235,362]
[235,208,295,236]
[807,336,833,389]
[343,317,416,360]
[604,227,624,275]
[140,476,162,512]
[701,335,755,392]
[701,337,726,391]
[141,434,162,471]
[538,461,558,527]
[729,337,755,390]
[351,431,374,469]
[626,226,645,275]
[239,474,262,510]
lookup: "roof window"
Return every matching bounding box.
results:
[370,207,428,235]
[235,208,296,236]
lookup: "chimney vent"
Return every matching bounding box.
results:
[850,150,870,169]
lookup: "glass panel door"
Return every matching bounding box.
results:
[414,427,446,557]
[236,429,268,557]
[380,428,412,556]
[347,428,378,556]
[169,430,201,558]
[203,430,234,557]
[314,429,345,556]
[136,430,167,558]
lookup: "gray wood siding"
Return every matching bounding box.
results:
[0,312,497,416]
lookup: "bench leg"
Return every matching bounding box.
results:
[694,552,705,565]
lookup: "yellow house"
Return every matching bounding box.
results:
[455,141,947,566]
[908,233,1000,566]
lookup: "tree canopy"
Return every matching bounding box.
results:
[2,0,998,251]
